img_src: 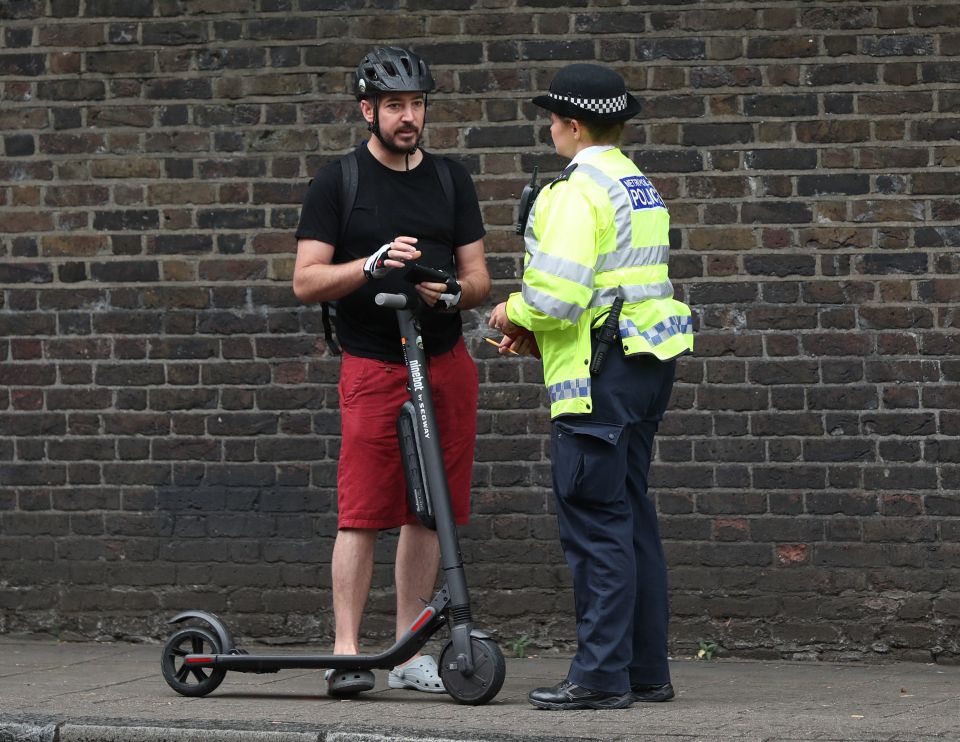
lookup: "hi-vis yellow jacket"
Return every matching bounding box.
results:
[506,147,694,418]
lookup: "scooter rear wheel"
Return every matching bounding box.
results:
[439,636,506,705]
[161,626,226,697]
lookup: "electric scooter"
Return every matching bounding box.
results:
[160,271,506,705]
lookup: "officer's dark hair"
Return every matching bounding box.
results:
[562,117,625,145]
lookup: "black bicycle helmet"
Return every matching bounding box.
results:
[354,47,434,100]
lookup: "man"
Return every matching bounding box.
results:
[293,47,490,697]
[489,63,693,710]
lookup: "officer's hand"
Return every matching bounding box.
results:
[363,236,420,280]
[500,330,540,359]
[488,302,522,337]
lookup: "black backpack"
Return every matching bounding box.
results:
[321,147,455,356]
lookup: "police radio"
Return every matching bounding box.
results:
[516,165,541,235]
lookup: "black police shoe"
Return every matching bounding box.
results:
[631,682,675,702]
[528,679,633,710]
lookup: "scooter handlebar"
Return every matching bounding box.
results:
[375,292,409,309]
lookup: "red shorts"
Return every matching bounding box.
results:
[337,337,478,529]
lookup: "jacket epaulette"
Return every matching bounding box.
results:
[548,163,578,189]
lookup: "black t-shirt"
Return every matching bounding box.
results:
[295,143,485,362]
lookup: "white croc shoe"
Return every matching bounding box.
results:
[388,655,445,693]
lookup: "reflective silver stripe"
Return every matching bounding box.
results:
[527,251,594,287]
[621,315,693,345]
[521,284,584,323]
[597,243,670,272]
[523,196,590,320]
[576,163,634,266]
[593,281,673,306]
[547,377,591,404]
[523,198,539,259]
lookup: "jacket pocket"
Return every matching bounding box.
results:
[551,419,626,505]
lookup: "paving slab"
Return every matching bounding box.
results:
[1,638,958,741]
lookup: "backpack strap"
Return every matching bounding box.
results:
[320,148,361,358]
[338,147,360,242]
[320,301,341,356]
[433,155,454,207]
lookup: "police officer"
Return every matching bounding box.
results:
[489,63,694,710]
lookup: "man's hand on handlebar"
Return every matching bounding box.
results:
[363,236,420,280]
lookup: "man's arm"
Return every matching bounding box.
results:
[452,239,490,309]
[293,237,421,304]
[293,239,362,304]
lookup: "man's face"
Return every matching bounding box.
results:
[362,92,426,153]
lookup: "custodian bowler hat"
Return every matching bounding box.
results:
[533,63,641,121]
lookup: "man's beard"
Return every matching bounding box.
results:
[380,125,422,154]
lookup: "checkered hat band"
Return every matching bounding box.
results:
[550,92,628,114]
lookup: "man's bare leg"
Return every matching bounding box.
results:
[331,527,377,655]
[395,522,440,642]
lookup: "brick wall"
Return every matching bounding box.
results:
[1,1,958,663]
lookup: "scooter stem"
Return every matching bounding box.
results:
[377,292,477,675]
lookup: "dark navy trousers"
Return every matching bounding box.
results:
[550,349,676,694]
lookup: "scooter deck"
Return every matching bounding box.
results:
[181,603,443,672]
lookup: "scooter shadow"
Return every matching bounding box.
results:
[207,691,456,703]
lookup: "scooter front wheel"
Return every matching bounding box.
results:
[161,626,227,697]
[439,636,506,705]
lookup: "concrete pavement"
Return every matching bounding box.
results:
[1,637,959,741]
